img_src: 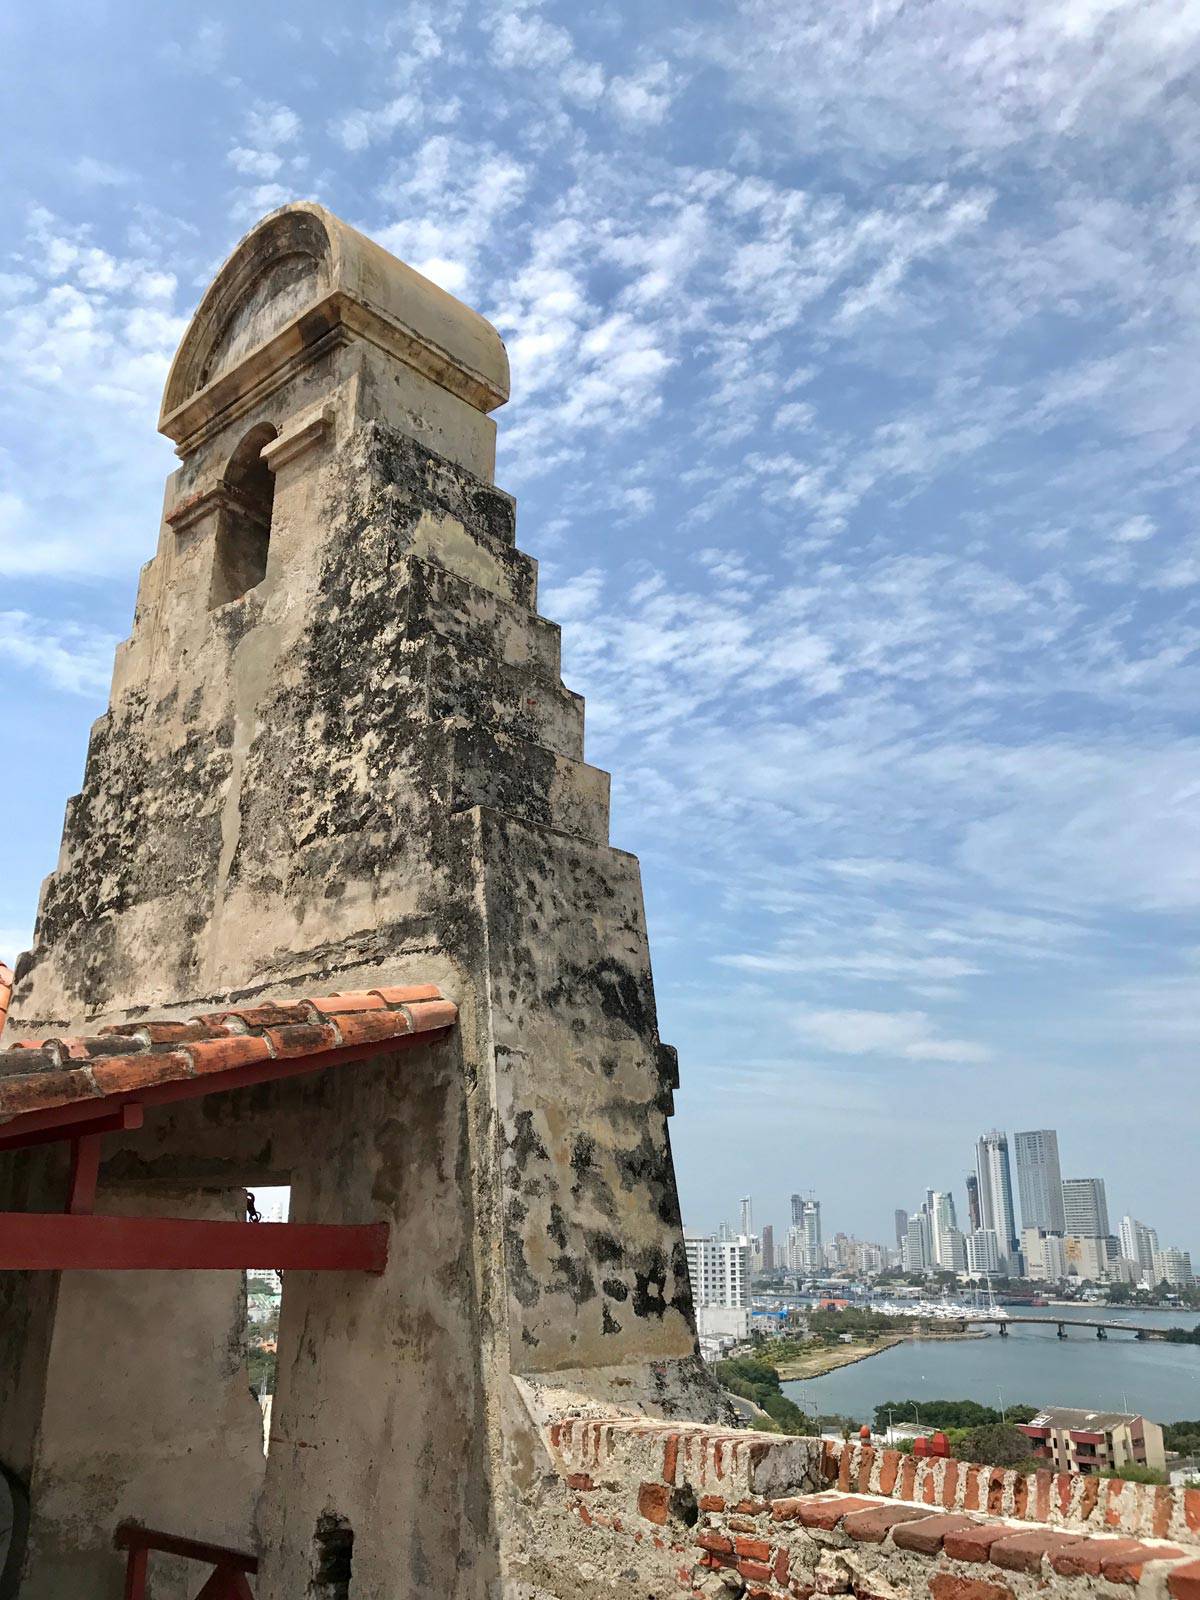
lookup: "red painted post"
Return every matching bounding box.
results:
[913,1435,928,1458]
[122,1545,148,1600]
[931,1431,950,1459]
[66,1134,102,1215]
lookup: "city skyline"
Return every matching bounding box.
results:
[686,1121,1195,1264]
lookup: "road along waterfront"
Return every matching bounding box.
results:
[782,1306,1200,1423]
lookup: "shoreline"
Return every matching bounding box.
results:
[776,1329,988,1382]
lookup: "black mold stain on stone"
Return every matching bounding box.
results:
[547,1202,568,1249]
[587,1231,625,1266]
[507,1110,549,1173]
[549,1253,596,1305]
[602,1303,622,1336]
[601,1277,628,1301]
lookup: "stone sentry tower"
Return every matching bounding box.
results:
[2,204,722,1595]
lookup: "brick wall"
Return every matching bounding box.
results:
[541,1417,1200,1600]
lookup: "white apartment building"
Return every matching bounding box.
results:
[684,1231,750,1308]
[976,1131,1019,1266]
[1153,1247,1195,1288]
[1119,1216,1159,1279]
[966,1227,1002,1275]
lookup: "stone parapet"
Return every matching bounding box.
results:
[534,1417,1200,1598]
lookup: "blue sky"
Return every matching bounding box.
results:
[2,1,1199,1258]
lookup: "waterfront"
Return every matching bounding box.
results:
[783,1307,1200,1424]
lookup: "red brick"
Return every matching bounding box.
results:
[793,1496,875,1531]
[842,1505,933,1544]
[923,1465,938,1506]
[821,1441,841,1483]
[638,1482,669,1524]
[1154,1486,1175,1539]
[1056,1473,1074,1518]
[734,1536,772,1562]
[942,1525,1012,1563]
[990,1530,1086,1573]
[963,1466,983,1513]
[838,1449,852,1491]
[700,1496,726,1513]
[1034,1470,1051,1523]
[566,1473,593,1491]
[900,1458,919,1501]
[698,1531,734,1555]
[1078,1475,1099,1522]
[728,1517,759,1534]
[985,1470,1006,1515]
[1168,1557,1200,1600]
[892,1515,977,1555]
[1051,1537,1143,1577]
[941,1461,960,1510]
[928,1577,1014,1600]
[1010,1476,1028,1519]
[739,1560,773,1584]
[857,1446,876,1493]
[735,1499,770,1515]
[774,1548,790,1585]
[1103,1543,1185,1584]
[879,1451,901,1496]
[663,1432,680,1486]
[1185,1489,1200,1535]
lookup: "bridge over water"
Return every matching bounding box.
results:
[951,1314,1166,1341]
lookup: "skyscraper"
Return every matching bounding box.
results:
[791,1193,803,1226]
[1119,1216,1158,1278]
[1013,1129,1066,1234]
[894,1208,909,1250]
[761,1223,775,1272]
[739,1196,753,1239]
[965,1173,981,1233]
[975,1131,1019,1261]
[1062,1178,1109,1239]
[800,1199,822,1271]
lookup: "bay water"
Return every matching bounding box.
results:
[782,1307,1200,1426]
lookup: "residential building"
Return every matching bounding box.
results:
[965,1173,982,1233]
[1119,1216,1159,1279]
[1013,1129,1066,1234]
[696,1304,750,1357]
[926,1190,966,1271]
[1062,1178,1109,1240]
[1062,1234,1107,1281]
[975,1131,1019,1264]
[966,1227,1002,1276]
[761,1224,775,1272]
[799,1199,822,1272]
[1153,1247,1195,1288]
[1021,1227,1066,1282]
[894,1208,909,1250]
[739,1197,753,1239]
[903,1212,932,1272]
[791,1194,804,1226]
[684,1232,750,1308]
[1018,1409,1166,1476]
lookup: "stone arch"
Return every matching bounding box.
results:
[210,421,278,606]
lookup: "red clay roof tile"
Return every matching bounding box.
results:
[0,984,456,1125]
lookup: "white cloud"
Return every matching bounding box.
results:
[609,61,676,126]
[0,611,117,695]
[789,1004,989,1063]
[72,156,133,188]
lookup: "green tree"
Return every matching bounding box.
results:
[956,1422,1039,1468]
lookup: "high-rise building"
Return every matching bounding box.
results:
[761,1224,775,1272]
[791,1194,804,1226]
[965,1173,982,1233]
[894,1208,909,1250]
[684,1231,750,1308]
[966,1227,1002,1275]
[1153,1247,1195,1288]
[1013,1130,1066,1234]
[975,1131,1019,1261]
[1062,1178,1109,1240]
[800,1198,821,1271]
[739,1197,753,1239]
[1119,1216,1158,1278]
[903,1212,931,1271]
[926,1191,965,1270]
[1022,1227,1066,1282]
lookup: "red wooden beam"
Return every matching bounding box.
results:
[0,1215,388,1273]
[0,1102,144,1152]
[66,1134,102,1215]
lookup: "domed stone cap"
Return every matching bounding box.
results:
[159,201,509,452]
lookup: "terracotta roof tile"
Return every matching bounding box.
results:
[0,983,457,1125]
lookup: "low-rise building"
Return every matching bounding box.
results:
[1018,1407,1166,1476]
